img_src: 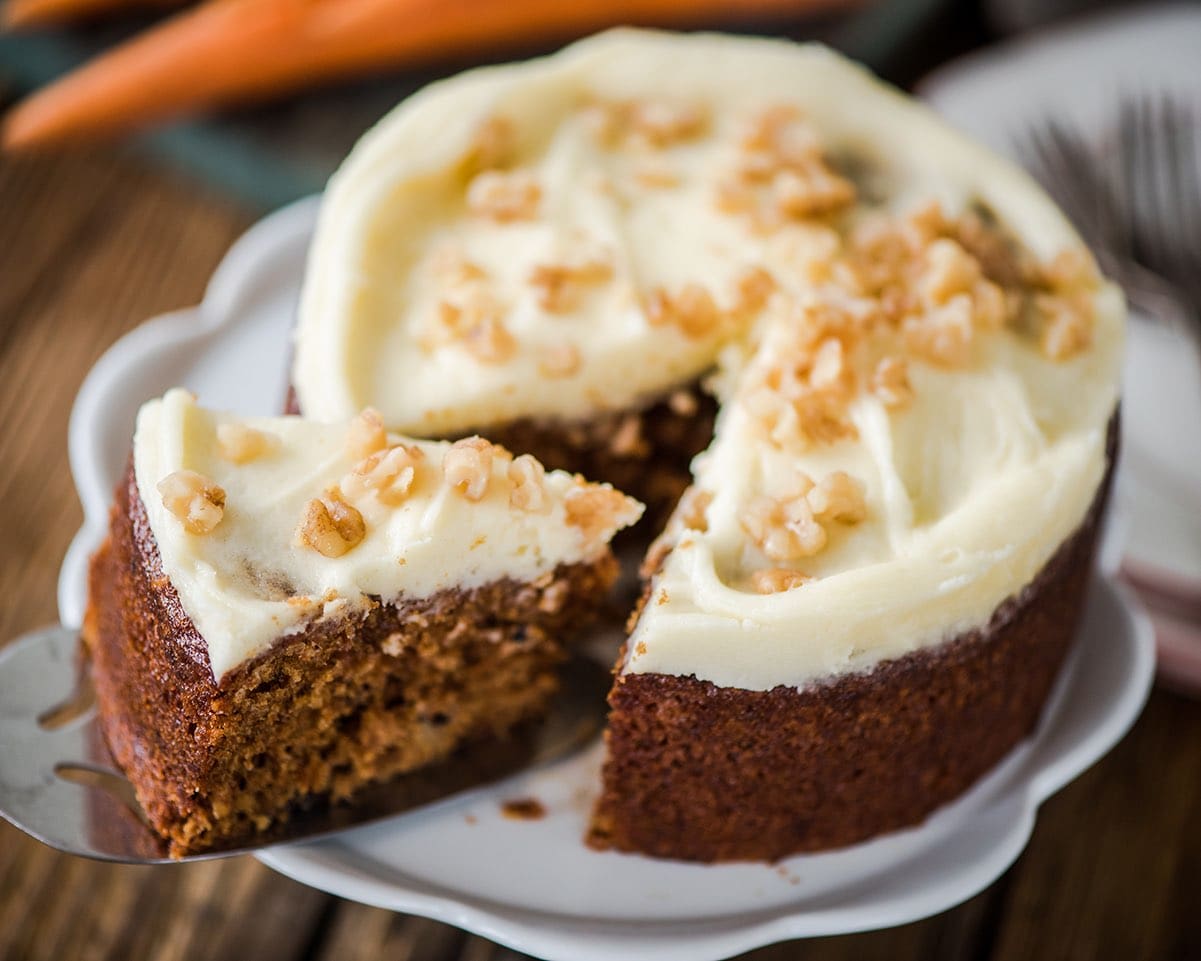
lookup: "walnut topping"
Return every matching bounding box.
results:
[717,105,855,229]
[466,169,541,222]
[466,115,514,172]
[216,423,274,464]
[537,342,581,378]
[565,483,634,543]
[431,247,487,286]
[434,290,517,364]
[806,471,866,523]
[609,414,649,458]
[645,283,723,339]
[739,470,866,563]
[1031,249,1099,361]
[871,356,913,409]
[342,444,424,506]
[296,488,365,558]
[443,436,495,501]
[667,389,699,417]
[157,470,225,534]
[750,568,811,594]
[1036,292,1092,360]
[740,493,827,561]
[346,407,388,461]
[678,488,713,533]
[584,97,707,149]
[508,454,549,512]
[731,267,777,321]
[528,257,613,313]
[633,165,681,189]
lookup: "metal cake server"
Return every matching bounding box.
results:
[0,624,612,864]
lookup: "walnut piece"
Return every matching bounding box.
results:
[645,283,723,339]
[443,436,495,501]
[872,356,913,409]
[583,98,707,149]
[342,444,424,506]
[466,169,541,222]
[435,290,518,364]
[750,568,812,594]
[466,115,514,172]
[346,407,388,461]
[508,454,549,512]
[157,470,225,535]
[537,342,581,378]
[296,488,365,558]
[678,488,713,533]
[807,471,867,523]
[216,423,274,464]
[565,484,635,543]
[528,258,613,313]
[739,493,826,561]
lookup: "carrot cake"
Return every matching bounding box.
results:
[82,389,641,855]
[291,29,1124,862]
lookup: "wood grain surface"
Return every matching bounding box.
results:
[0,145,1197,961]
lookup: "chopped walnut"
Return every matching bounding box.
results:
[609,414,649,458]
[731,267,777,321]
[750,568,812,594]
[807,471,867,524]
[678,488,713,533]
[508,454,549,512]
[668,388,699,417]
[717,105,855,229]
[565,483,634,543]
[808,338,851,394]
[443,436,495,501]
[462,316,517,363]
[157,470,225,534]
[1036,292,1092,360]
[583,97,707,149]
[528,257,613,313]
[466,169,541,222]
[872,356,913,409]
[740,493,826,561]
[645,283,723,339]
[431,247,487,286]
[433,288,518,364]
[342,444,424,506]
[216,423,274,464]
[466,115,514,172]
[346,407,388,461]
[903,295,975,367]
[537,342,581,378]
[296,488,365,558]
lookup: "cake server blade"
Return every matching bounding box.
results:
[0,624,612,864]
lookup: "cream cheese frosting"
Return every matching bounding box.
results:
[133,389,642,681]
[295,29,1124,691]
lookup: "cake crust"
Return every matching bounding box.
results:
[84,464,618,856]
[588,422,1117,862]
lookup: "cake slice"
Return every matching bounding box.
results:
[82,389,642,856]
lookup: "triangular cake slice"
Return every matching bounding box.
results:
[83,389,642,855]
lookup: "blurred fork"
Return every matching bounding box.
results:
[1022,95,1201,362]
[1022,96,1201,517]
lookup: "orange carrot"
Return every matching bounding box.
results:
[4,0,187,30]
[2,0,854,149]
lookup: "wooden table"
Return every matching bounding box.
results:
[2,143,1198,961]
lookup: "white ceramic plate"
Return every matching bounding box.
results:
[60,198,1155,961]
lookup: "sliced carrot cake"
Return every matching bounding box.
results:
[83,389,641,855]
